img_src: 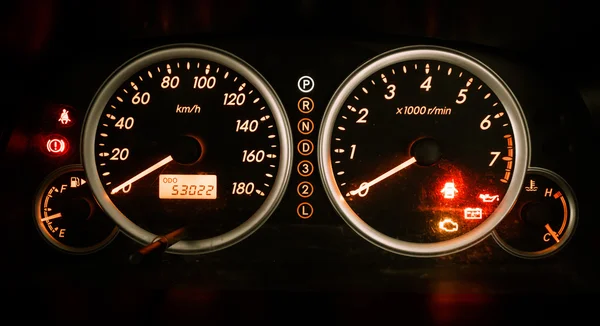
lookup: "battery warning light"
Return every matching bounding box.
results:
[464,208,483,220]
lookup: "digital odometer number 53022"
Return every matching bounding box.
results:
[318,46,530,257]
[82,44,292,255]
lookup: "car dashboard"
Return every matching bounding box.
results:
[1,0,599,323]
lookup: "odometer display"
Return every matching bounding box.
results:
[318,46,529,257]
[82,44,292,254]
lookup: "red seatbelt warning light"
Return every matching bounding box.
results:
[58,109,71,125]
[45,135,69,156]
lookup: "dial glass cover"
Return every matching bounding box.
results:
[82,44,292,254]
[319,46,529,256]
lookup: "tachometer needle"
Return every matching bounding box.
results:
[545,224,560,243]
[111,156,173,194]
[348,157,417,196]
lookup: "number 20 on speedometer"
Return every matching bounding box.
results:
[318,46,530,257]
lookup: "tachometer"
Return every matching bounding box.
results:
[82,44,292,254]
[318,46,530,257]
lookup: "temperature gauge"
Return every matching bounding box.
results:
[33,165,118,254]
[492,167,577,258]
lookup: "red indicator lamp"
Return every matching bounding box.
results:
[440,181,458,199]
[44,134,69,156]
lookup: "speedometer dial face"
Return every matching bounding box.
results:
[82,44,292,254]
[318,46,530,257]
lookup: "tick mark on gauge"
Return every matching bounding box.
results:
[131,82,138,90]
[239,83,246,91]
[493,102,499,106]
[338,126,346,131]
[362,87,368,94]
[111,105,116,109]
[100,133,108,137]
[99,152,109,157]
[268,134,276,138]
[139,76,143,81]
[459,72,463,77]
[249,90,254,95]
[197,63,200,69]
[266,154,277,158]
[116,97,123,102]
[494,112,505,119]
[256,189,265,196]
[334,149,345,153]
[437,64,441,71]
[271,145,277,148]
[264,183,270,187]
[216,67,220,73]
[403,66,407,73]
[414,64,418,70]
[381,74,388,83]
[234,77,238,82]
[106,114,116,120]
[205,64,211,74]
[269,165,276,168]
[99,143,105,146]
[186,62,190,70]
[448,67,452,75]
[425,63,430,74]
[260,115,271,121]
[342,116,347,119]
[392,68,396,74]
[102,124,108,127]
[102,172,110,176]
[265,173,273,178]
[347,105,356,112]
[478,85,483,90]
[148,71,153,78]
[484,93,491,99]
[371,80,375,85]
[176,62,180,68]
[167,64,172,74]
[354,96,360,100]
[268,125,274,129]
[466,78,473,87]
[337,171,345,176]
[224,71,229,79]
[253,98,260,103]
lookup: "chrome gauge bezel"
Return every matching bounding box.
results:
[492,167,578,259]
[33,164,119,255]
[81,44,293,255]
[318,45,531,257]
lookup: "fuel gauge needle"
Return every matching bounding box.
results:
[545,224,560,243]
[111,156,173,194]
[348,157,417,196]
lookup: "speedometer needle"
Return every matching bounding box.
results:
[348,157,417,196]
[111,156,173,194]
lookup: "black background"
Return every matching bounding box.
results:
[1,0,599,323]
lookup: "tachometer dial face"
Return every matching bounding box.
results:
[318,46,530,257]
[82,44,292,254]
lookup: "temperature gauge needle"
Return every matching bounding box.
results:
[111,156,173,194]
[545,224,560,243]
[348,157,417,196]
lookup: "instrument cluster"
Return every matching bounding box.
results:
[2,37,595,292]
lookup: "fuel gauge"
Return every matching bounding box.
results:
[33,165,118,254]
[492,167,577,258]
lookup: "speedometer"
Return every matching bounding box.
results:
[318,46,530,257]
[82,44,292,254]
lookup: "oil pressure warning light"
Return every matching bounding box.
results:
[33,165,118,254]
[492,167,578,259]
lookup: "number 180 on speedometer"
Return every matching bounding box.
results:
[159,174,217,199]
